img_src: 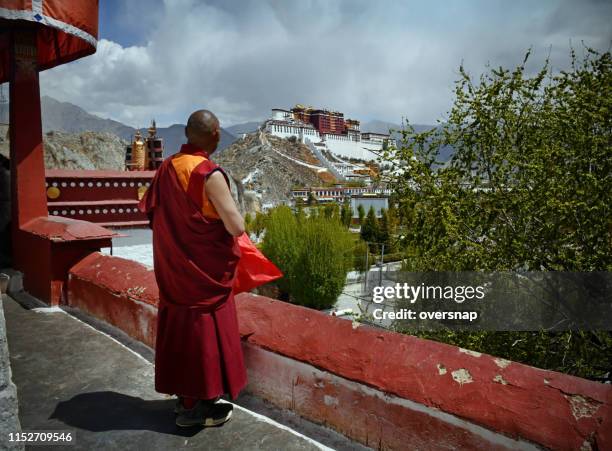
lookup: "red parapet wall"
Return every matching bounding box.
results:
[68,253,612,451]
[68,253,159,346]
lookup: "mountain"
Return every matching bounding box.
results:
[41,96,135,138]
[361,119,438,135]
[225,121,262,136]
[9,96,238,153]
[361,119,455,162]
[153,123,236,157]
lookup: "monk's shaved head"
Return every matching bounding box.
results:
[187,110,219,135]
[185,109,221,152]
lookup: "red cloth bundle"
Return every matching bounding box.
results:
[233,233,283,294]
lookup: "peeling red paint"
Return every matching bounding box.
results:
[235,294,612,450]
[69,254,158,346]
[70,253,159,308]
[243,343,513,450]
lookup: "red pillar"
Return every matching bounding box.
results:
[9,27,47,234]
[4,22,114,306]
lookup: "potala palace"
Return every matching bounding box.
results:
[264,105,395,161]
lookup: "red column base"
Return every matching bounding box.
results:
[13,216,116,305]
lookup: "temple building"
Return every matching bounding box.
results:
[125,120,164,171]
[265,105,395,161]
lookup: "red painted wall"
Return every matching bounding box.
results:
[45,170,155,226]
[68,253,612,450]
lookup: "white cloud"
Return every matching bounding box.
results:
[39,0,612,128]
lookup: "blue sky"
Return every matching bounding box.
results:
[37,0,612,128]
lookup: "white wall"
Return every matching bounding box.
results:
[267,122,320,143]
[265,119,388,161]
[325,137,383,161]
[272,110,291,121]
[351,197,389,218]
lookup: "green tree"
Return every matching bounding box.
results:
[357,204,366,224]
[294,202,306,223]
[360,206,380,252]
[380,47,612,378]
[261,206,299,296]
[340,203,353,228]
[387,204,400,251]
[262,206,353,309]
[251,211,267,239]
[384,48,611,272]
[290,215,353,309]
[377,208,394,253]
[352,238,370,273]
[323,203,339,220]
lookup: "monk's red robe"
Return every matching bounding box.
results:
[138,144,247,400]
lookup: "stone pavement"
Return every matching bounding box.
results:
[2,295,335,451]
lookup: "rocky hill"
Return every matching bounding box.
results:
[0,125,127,170]
[0,124,337,214]
[225,121,261,136]
[215,130,336,214]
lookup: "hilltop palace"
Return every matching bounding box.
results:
[260,105,394,216]
[264,105,395,162]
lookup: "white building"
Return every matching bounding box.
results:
[264,108,395,162]
[350,195,389,218]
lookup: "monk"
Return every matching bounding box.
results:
[139,110,246,428]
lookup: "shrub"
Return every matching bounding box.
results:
[261,206,299,295]
[263,206,353,309]
[352,238,370,273]
[290,216,353,309]
[360,206,380,252]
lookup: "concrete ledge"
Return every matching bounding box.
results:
[67,253,612,450]
[0,295,24,451]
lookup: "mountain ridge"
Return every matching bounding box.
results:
[2,96,238,155]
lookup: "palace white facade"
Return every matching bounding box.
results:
[265,107,395,161]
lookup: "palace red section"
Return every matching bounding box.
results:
[67,253,612,451]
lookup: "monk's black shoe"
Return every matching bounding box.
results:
[174,398,185,415]
[175,400,233,428]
